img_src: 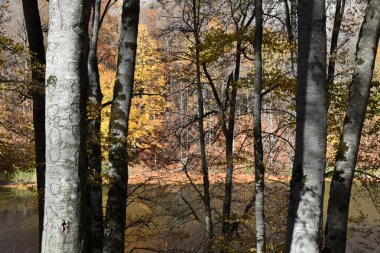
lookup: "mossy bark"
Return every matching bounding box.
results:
[103,1,140,252]
[324,1,380,252]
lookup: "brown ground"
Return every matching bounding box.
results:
[128,165,291,185]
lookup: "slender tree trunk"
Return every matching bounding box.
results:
[103,1,139,252]
[324,1,380,252]
[253,0,265,252]
[222,137,234,237]
[284,0,294,46]
[327,0,346,85]
[222,41,241,238]
[179,87,184,170]
[42,0,91,252]
[285,0,327,252]
[290,0,298,43]
[283,0,296,73]
[21,0,46,250]
[87,0,104,252]
[195,48,213,252]
[191,0,213,249]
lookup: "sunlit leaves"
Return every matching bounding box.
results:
[100,25,167,163]
[197,28,236,64]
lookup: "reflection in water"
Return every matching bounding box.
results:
[0,188,39,253]
[0,182,378,253]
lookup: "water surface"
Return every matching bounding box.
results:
[0,182,378,253]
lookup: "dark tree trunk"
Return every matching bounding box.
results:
[289,0,298,44]
[191,0,213,250]
[21,0,46,249]
[103,0,140,252]
[42,0,91,252]
[199,4,253,246]
[283,0,296,72]
[284,0,294,44]
[327,0,346,85]
[195,44,213,253]
[222,41,241,238]
[285,0,327,252]
[87,0,104,252]
[253,0,265,252]
[324,1,380,252]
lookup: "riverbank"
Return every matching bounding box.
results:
[0,182,36,189]
[1,165,378,189]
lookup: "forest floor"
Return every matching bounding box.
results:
[3,164,378,189]
[128,165,291,185]
[0,165,290,188]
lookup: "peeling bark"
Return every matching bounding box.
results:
[324,0,380,252]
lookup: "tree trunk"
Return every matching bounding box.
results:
[284,0,294,46]
[103,0,139,252]
[179,87,184,170]
[253,0,266,252]
[195,48,213,252]
[285,0,327,252]
[87,0,104,252]
[283,0,296,73]
[327,0,346,85]
[324,1,380,252]
[21,0,46,250]
[42,0,91,252]
[222,41,241,238]
[191,0,213,250]
[290,0,297,44]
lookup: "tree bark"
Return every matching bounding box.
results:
[42,0,91,252]
[253,0,266,252]
[324,1,380,252]
[199,3,252,245]
[284,0,294,45]
[285,0,327,252]
[191,0,213,250]
[103,0,139,252]
[283,0,296,72]
[21,0,46,250]
[195,45,213,253]
[289,0,298,44]
[87,0,104,252]
[327,0,346,85]
[222,41,241,238]
[202,46,241,241]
